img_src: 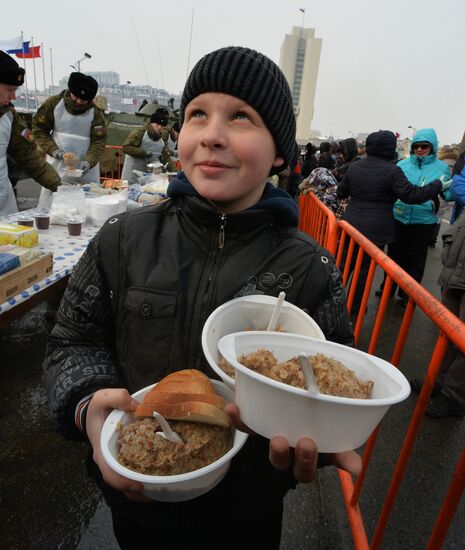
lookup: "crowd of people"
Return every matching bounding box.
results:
[287,130,465,419]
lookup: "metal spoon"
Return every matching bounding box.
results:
[153,411,184,444]
[298,353,320,394]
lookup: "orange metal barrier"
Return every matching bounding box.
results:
[298,193,338,255]
[100,145,123,181]
[297,195,464,548]
[335,221,465,549]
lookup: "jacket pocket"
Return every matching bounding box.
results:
[122,287,178,390]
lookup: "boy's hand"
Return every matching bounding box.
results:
[226,403,362,483]
[86,388,151,502]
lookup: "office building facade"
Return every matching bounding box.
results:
[279,27,322,144]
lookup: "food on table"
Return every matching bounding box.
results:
[117,369,233,475]
[63,152,79,168]
[238,349,374,399]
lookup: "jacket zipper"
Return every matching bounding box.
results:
[189,214,227,367]
[218,213,227,249]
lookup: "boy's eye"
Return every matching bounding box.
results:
[232,111,249,121]
[190,109,205,118]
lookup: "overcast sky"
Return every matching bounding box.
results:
[3,0,464,144]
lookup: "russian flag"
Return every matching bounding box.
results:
[16,45,41,59]
[7,41,30,55]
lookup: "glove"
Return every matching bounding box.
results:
[51,149,65,160]
[80,161,91,175]
[145,150,154,158]
[439,175,453,191]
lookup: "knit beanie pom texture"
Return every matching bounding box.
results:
[180,46,296,173]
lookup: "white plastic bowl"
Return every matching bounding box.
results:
[100,380,248,502]
[218,332,410,453]
[202,295,325,390]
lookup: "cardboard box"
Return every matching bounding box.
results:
[0,224,39,248]
[0,253,53,302]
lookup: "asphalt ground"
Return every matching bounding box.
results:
[1,181,464,549]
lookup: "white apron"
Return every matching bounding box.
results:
[39,98,100,209]
[0,111,18,216]
[121,131,164,185]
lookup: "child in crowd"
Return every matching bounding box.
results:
[43,46,360,549]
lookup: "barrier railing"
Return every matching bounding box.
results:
[100,145,123,181]
[298,195,465,548]
[336,221,465,549]
[298,193,338,255]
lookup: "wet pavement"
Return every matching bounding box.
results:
[1,182,464,549]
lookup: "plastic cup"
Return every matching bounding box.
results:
[67,218,83,236]
[17,215,34,227]
[34,212,50,230]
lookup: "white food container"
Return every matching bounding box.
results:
[202,295,325,389]
[218,331,410,453]
[101,380,248,502]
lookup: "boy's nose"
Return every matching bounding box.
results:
[200,119,228,149]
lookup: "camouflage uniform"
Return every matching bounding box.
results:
[32,90,106,168]
[0,104,60,215]
[121,123,172,184]
[122,123,170,161]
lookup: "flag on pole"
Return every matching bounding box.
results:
[0,35,22,52]
[6,41,30,55]
[16,45,41,59]
[299,8,305,13]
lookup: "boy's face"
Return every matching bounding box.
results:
[179,93,284,213]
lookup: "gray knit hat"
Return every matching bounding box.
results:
[180,46,296,174]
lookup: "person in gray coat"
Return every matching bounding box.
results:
[411,211,465,417]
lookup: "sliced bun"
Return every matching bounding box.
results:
[135,369,229,427]
[138,401,229,428]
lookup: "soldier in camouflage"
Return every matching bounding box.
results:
[32,72,106,208]
[121,110,172,184]
[0,51,60,216]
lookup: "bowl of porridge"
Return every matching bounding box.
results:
[217,331,410,453]
[202,295,325,389]
[100,378,248,502]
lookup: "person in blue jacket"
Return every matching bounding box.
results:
[450,151,465,223]
[388,128,452,305]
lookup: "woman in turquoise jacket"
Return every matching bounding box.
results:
[388,128,452,304]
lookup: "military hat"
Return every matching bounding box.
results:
[150,112,168,126]
[154,107,169,118]
[0,51,25,86]
[68,72,98,101]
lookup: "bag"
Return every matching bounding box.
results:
[50,185,87,226]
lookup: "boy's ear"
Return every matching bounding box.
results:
[273,156,285,169]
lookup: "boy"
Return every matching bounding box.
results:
[44,46,359,549]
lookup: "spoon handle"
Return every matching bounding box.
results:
[266,291,286,331]
[153,411,184,444]
[298,353,319,393]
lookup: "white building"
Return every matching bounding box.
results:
[279,27,322,144]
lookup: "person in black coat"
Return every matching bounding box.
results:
[337,130,449,313]
[301,142,317,178]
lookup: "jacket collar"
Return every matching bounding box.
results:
[167,171,299,227]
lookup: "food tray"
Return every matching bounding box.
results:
[0,253,53,301]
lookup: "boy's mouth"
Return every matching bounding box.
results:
[196,161,233,175]
[197,160,231,168]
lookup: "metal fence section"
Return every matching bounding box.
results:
[298,193,338,255]
[299,194,465,549]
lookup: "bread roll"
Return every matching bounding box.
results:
[135,369,229,428]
